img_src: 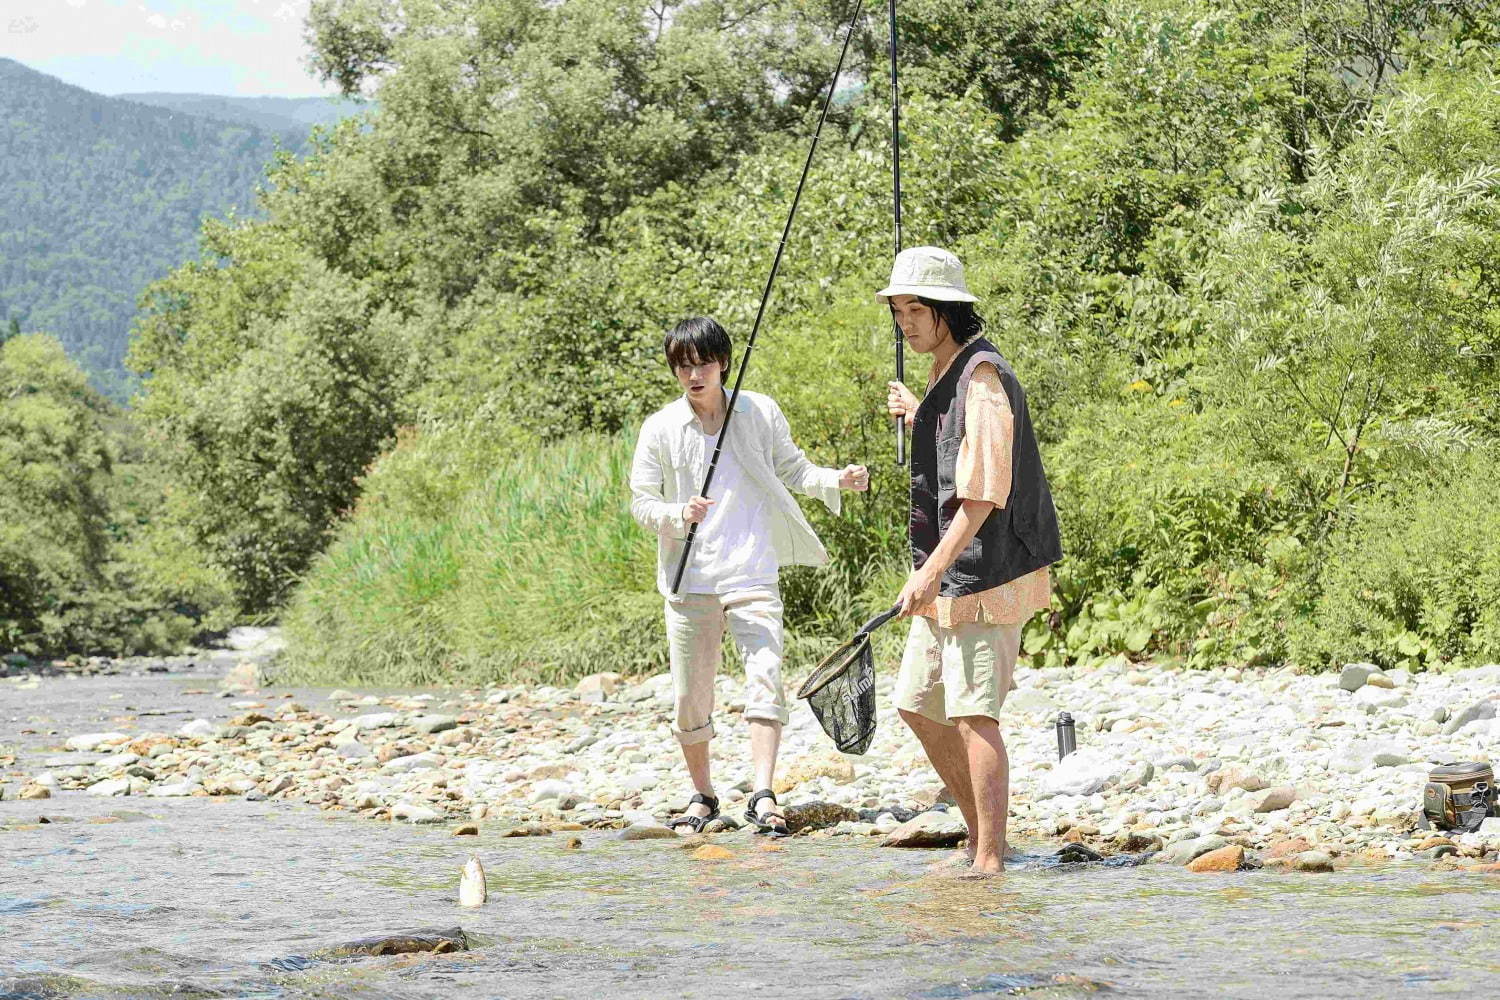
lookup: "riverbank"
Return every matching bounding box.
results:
[5,644,1498,871]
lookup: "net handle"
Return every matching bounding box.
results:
[858,605,901,636]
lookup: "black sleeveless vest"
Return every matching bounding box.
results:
[909,337,1063,596]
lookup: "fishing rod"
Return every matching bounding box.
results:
[669,0,865,596]
[888,0,906,467]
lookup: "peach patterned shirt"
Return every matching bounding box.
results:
[914,359,1053,628]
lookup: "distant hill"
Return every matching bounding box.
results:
[116,93,367,144]
[0,60,362,401]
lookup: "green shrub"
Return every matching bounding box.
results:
[1291,449,1500,670]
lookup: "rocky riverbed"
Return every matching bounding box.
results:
[5,635,1498,874]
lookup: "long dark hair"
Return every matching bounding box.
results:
[917,296,985,345]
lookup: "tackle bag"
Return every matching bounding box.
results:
[1419,762,1498,833]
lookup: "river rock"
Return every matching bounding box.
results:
[147,780,201,797]
[383,752,442,774]
[1205,766,1265,795]
[1158,834,1228,865]
[692,844,735,861]
[411,715,458,735]
[616,823,677,841]
[87,778,131,797]
[1352,686,1407,712]
[1005,688,1058,715]
[19,783,51,799]
[1329,740,1407,774]
[1443,700,1496,735]
[702,816,742,834]
[353,712,402,731]
[317,927,468,957]
[575,672,622,702]
[1265,837,1313,859]
[881,810,968,848]
[1249,786,1297,813]
[1292,851,1335,872]
[65,732,127,752]
[1186,845,1244,872]
[532,779,575,804]
[177,719,216,739]
[337,741,372,759]
[392,801,443,823]
[774,756,856,793]
[1117,760,1155,792]
[783,801,859,833]
[501,823,552,838]
[1339,663,1380,692]
[1038,748,1123,798]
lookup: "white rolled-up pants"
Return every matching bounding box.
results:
[663,587,788,745]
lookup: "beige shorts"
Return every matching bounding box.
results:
[893,615,1021,725]
[663,587,787,745]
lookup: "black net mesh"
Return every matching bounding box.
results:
[797,636,878,755]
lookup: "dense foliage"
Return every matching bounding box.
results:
[18,0,1500,676]
[0,334,233,654]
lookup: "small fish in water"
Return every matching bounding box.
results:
[459,855,486,907]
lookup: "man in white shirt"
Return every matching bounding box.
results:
[630,317,868,836]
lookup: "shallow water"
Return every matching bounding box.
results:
[5,675,1500,998]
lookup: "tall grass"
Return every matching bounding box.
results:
[280,422,911,688]
[281,432,661,686]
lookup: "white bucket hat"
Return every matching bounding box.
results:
[875,246,978,304]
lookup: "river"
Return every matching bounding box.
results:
[3,668,1499,998]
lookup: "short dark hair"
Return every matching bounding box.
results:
[907,297,985,345]
[663,316,733,374]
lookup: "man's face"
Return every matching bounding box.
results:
[673,351,726,401]
[889,295,952,355]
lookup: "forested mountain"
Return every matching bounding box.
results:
[0,59,355,400]
[115,93,364,142]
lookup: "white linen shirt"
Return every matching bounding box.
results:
[629,389,843,600]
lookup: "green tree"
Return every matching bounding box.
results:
[0,334,115,649]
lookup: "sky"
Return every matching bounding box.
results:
[0,0,338,96]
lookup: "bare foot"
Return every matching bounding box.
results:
[970,853,1005,875]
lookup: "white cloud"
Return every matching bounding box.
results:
[0,0,331,96]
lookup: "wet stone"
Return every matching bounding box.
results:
[881,810,967,849]
[616,824,677,841]
[783,801,859,834]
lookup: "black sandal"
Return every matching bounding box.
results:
[744,788,790,838]
[666,792,720,834]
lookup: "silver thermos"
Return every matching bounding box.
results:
[1055,711,1076,760]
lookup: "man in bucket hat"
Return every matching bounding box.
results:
[880,246,1064,875]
